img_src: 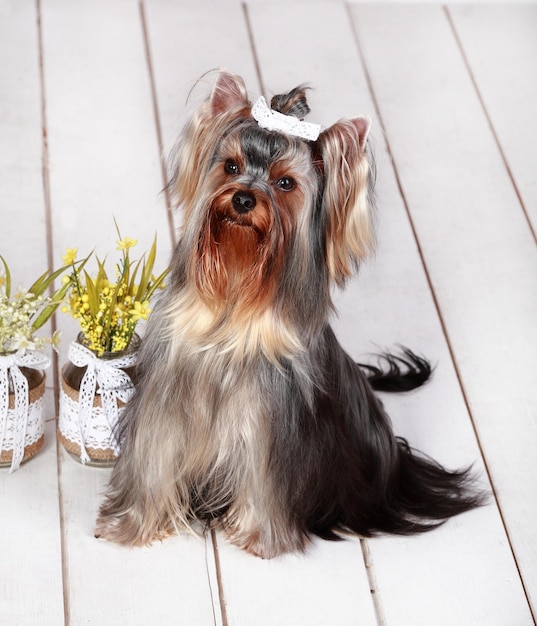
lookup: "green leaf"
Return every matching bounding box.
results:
[84,270,99,316]
[95,257,108,290]
[128,257,144,296]
[0,255,11,298]
[28,254,92,299]
[31,281,71,330]
[135,234,158,301]
[102,281,121,350]
[119,253,130,289]
[145,267,170,301]
[28,263,70,298]
[26,268,50,298]
[68,254,92,295]
[113,218,122,242]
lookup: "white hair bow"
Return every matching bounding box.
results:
[251,96,321,141]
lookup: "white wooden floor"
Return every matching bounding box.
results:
[1,1,536,624]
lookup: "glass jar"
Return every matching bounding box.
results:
[0,356,46,470]
[58,333,139,467]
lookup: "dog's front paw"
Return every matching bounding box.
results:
[94,509,173,547]
[225,523,309,559]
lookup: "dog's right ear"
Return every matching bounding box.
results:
[168,71,252,221]
[210,71,250,117]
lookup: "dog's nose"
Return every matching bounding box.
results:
[232,190,257,213]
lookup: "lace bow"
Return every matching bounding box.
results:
[251,96,322,141]
[68,341,137,463]
[0,351,50,472]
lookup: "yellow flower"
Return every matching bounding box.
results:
[130,300,151,321]
[116,237,138,251]
[62,248,78,265]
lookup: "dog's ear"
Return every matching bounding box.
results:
[168,71,251,214]
[210,71,250,117]
[317,116,374,285]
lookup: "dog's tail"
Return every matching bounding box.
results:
[358,348,432,392]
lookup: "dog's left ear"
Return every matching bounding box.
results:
[317,116,374,285]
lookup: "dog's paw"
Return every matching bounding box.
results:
[94,511,173,547]
[225,525,309,559]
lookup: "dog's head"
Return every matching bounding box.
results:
[169,71,374,313]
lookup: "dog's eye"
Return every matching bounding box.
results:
[224,159,239,175]
[276,177,295,191]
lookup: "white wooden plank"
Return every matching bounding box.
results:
[0,415,64,625]
[0,0,48,283]
[40,1,218,622]
[351,3,537,623]
[41,0,173,316]
[0,3,64,624]
[449,4,537,237]
[216,534,375,626]
[252,2,533,625]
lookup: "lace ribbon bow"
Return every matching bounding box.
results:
[251,96,322,141]
[68,341,137,463]
[0,351,50,472]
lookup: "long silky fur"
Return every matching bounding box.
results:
[95,71,485,558]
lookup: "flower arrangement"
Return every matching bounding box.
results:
[62,227,168,356]
[0,255,69,355]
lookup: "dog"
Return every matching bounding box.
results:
[95,71,484,558]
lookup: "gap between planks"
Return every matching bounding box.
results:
[444,6,537,247]
[35,0,70,623]
[210,530,229,626]
[360,539,386,626]
[242,2,266,99]
[139,0,177,247]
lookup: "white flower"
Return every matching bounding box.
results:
[9,334,37,356]
[13,285,34,301]
[50,330,62,352]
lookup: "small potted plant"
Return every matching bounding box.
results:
[0,256,68,471]
[58,227,168,466]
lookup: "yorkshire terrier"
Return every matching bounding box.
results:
[95,71,483,558]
